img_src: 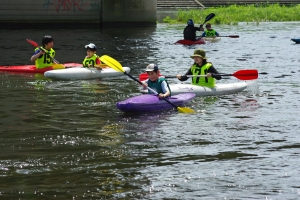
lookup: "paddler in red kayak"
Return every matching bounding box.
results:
[141,64,171,99]
[30,35,56,69]
[183,19,204,41]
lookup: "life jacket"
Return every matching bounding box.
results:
[191,62,215,88]
[204,29,217,37]
[34,48,55,69]
[83,54,99,67]
[147,77,171,96]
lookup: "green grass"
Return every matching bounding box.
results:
[163,4,300,25]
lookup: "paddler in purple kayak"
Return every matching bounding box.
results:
[141,64,171,99]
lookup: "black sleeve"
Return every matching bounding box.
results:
[194,27,200,31]
[178,68,193,81]
[208,65,222,80]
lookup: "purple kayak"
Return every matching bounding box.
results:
[116,93,196,113]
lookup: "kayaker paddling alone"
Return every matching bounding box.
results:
[82,43,103,70]
[30,35,56,69]
[183,19,204,41]
[177,49,222,88]
[201,23,220,38]
[141,64,171,99]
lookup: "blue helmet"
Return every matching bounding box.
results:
[187,19,194,25]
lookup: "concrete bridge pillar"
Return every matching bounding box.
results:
[101,0,157,27]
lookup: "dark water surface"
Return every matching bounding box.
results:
[0,22,300,199]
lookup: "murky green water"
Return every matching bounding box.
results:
[0,22,300,199]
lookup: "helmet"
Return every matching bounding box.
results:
[42,35,53,45]
[187,19,194,26]
[85,43,97,51]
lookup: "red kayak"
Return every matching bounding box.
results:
[175,38,205,45]
[0,63,82,73]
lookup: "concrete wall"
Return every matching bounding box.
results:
[102,0,157,27]
[0,0,156,27]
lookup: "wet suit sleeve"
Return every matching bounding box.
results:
[209,65,222,80]
[179,68,193,81]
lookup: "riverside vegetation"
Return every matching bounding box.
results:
[163,4,300,25]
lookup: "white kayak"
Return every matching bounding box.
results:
[44,67,130,80]
[204,37,221,42]
[141,82,248,97]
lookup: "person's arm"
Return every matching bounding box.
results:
[159,81,171,99]
[208,65,222,80]
[215,31,220,37]
[177,67,192,81]
[30,49,44,62]
[141,80,149,90]
[94,57,102,70]
[199,25,204,31]
[201,32,206,37]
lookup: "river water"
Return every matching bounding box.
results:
[0,22,300,199]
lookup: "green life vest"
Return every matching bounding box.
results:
[205,29,217,37]
[34,48,55,69]
[147,77,171,96]
[83,54,98,67]
[191,63,215,88]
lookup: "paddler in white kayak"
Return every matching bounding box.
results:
[82,43,104,70]
[201,23,220,38]
[176,48,222,88]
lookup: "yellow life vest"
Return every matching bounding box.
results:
[205,29,217,37]
[191,63,215,88]
[34,48,55,69]
[83,54,99,67]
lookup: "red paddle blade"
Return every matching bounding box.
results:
[139,73,149,81]
[26,39,39,47]
[233,69,258,80]
[139,73,163,81]
[229,35,239,38]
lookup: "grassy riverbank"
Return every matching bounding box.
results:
[163,4,300,25]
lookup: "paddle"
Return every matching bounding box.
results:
[218,35,239,38]
[201,13,215,26]
[99,55,195,113]
[26,39,65,69]
[139,69,258,81]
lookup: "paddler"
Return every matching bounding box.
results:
[183,19,204,41]
[142,64,171,99]
[201,23,220,37]
[30,35,56,69]
[177,49,222,88]
[82,43,104,70]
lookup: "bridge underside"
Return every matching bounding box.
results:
[0,0,157,28]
